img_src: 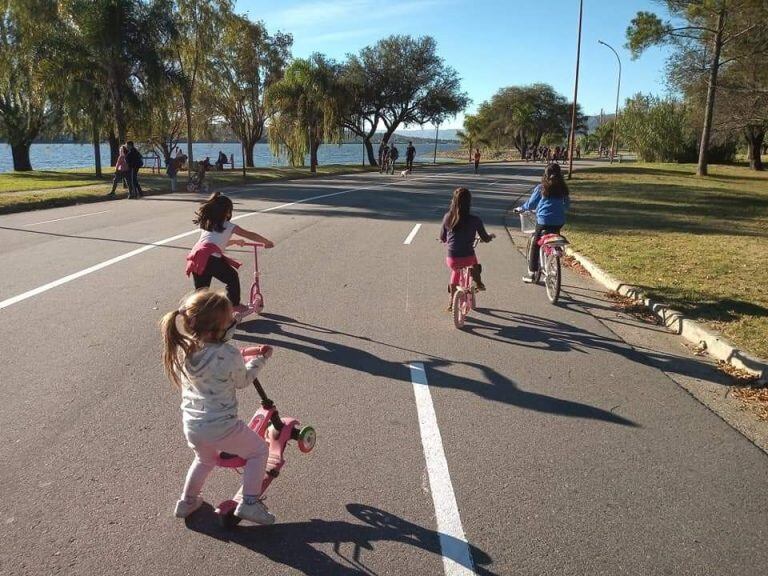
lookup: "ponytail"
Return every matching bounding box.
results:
[160,309,194,388]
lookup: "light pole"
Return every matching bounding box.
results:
[567,0,583,180]
[598,39,622,164]
[433,123,440,164]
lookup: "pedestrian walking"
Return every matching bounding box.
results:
[380,144,390,174]
[167,155,179,192]
[473,148,481,174]
[107,145,129,197]
[125,141,144,198]
[389,144,399,174]
[406,141,416,171]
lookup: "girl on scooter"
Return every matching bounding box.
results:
[517,163,570,282]
[439,187,494,311]
[186,192,274,315]
[161,288,276,523]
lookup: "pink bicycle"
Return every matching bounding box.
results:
[449,236,493,329]
[214,347,316,528]
[233,242,265,322]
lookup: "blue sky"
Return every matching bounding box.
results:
[235,0,674,129]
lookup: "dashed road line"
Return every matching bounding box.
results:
[403,223,422,245]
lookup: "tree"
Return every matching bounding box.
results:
[627,0,764,176]
[171,0,230,170]
[203,14,291,167]
[471,84,576,155]
[373,36,468,149]
[267,54,345,173]
[59,0,173,164]
[456,114,484,162]
[620,94,691,162]
[339,50,387,166]
[0,0,61,171]
[593,119,616,150]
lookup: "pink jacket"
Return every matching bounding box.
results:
[115,154,128,172]
[185,241,241,277]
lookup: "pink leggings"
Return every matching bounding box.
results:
[181,420,268,500]
[446,255,478,286]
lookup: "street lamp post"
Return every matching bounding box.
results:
[433,123,440,164]
[598,40,622,164]
[567,0,583,180]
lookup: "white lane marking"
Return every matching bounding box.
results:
[403,223,422,245]
[25,210,111,227]
[409,363,475,576]
[0,168,469,311]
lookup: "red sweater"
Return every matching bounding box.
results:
[185,242,241,276]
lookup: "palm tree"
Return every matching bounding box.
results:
[267,54,344,174]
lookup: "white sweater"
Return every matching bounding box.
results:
[179,342,266,440]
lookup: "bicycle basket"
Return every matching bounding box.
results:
[519,211,537,234]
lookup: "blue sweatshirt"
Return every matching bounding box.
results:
[521,184,570,226]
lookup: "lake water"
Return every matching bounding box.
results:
[0,142,460,173]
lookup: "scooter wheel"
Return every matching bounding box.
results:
[297,426,316,453]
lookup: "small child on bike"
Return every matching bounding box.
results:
[186,192,274,315]
[440,187,494,310]
[515,163,570,282]
[161,288,275,523]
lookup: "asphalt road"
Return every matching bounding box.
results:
[0,162,766,576]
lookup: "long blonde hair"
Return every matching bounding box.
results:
[160,289,232,387]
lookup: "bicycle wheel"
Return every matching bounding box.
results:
[545,253,561,304]
[452,289,467,329]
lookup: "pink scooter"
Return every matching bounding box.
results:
[214,347,317,528]
[233,242,265,323]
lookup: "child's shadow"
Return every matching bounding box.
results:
[185,502,498,576]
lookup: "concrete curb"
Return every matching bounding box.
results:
[503,197,767,385]
[564,249,767,384]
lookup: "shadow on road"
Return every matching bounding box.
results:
[185,503,498,576]
[238,313,638,428]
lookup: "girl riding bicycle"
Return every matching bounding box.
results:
[186,192,274,315]
[161,288,275,524]
[440,187,494,310]
[518,163,570,282]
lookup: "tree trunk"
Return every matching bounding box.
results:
[697,10,725,177]
[245,139,256,168]
[310,139,319,174]
[746,128,765,171]
[108,129,119,167]
[11,142,33,171]
[92,119,102,178]
[364,137,376,166]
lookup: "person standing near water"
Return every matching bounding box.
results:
[126,141,144,198]
[107,145,129,197]
[406,141,416,171]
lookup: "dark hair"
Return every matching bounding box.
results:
[127,140,134,147]
[193,191,233,232]
[447,187,471,230]
[541,163,569,199]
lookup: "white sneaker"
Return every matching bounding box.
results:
[174,495,203,518]
[235,498,275,525]
[522,274,535,284]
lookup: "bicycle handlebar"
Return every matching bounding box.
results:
[241,241,266,247]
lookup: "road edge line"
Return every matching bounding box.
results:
[409,362,475,576]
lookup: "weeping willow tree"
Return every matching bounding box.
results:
[266,54,345,173]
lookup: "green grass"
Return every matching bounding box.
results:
[0,164,379,214]
[567,162,768,359]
